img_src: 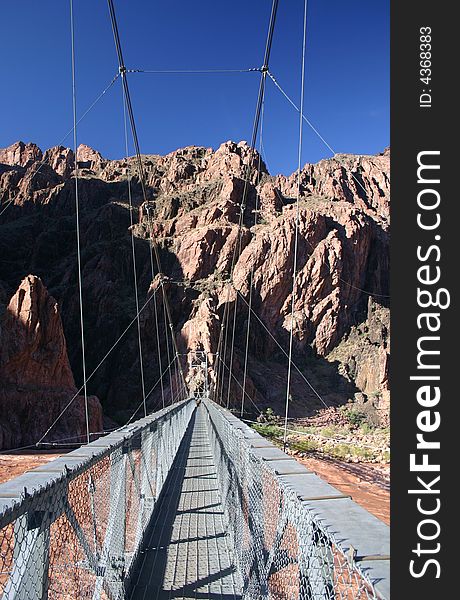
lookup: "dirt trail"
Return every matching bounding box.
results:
[0,453,62,485]
[297,455,390,524]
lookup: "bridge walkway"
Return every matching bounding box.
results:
[130,405,242,599]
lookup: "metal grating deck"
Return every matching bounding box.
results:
[130,406,242,599]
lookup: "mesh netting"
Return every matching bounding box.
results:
[1,398,386,599]
[203,400,381,600]
[0,399,195,599]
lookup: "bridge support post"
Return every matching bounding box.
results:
[298,521,335,600]
[92,448,127,600]
[3,512,50,600]
[134,426,155,548]
[156,418,166,493]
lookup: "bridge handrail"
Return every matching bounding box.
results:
[0,398,196,599]
[203,398,390,600]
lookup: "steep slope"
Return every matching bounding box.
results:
[0,140,390,435]
[0,275,102,448]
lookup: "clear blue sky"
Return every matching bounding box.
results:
[1,1,389,175]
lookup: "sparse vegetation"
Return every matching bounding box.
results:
[359,422,372,435]
[319,426,340,438]
[340,406,367,427]
[256,407,279,424]
[290,438,320,453]
[252,423,283,439]
[250,409,390,464]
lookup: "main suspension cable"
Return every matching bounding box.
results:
[70,0,90,444]
[216,0,279,409]
[107,0,187,396]
[240,97,266,417]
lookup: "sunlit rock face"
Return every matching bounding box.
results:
[0,275,102,449]
[0,140,389,429]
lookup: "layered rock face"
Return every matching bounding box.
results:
[0,141,43,169]
[0,139,389,434]
[0,275,103,449]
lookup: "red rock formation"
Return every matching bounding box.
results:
[0,141,42,168]
[77,144,105,170]
[0,275,103,450]
[42,145,75,179]
[327,298,390,425]
[0,275,76,387]
[179,294,221,381]
[0,139,390,424]
[276,149,390,220]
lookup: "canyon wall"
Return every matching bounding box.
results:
[0,140,390,447]
[0,275,102,448]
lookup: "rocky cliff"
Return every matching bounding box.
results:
[0,140,390,445]
[0,275,103,449]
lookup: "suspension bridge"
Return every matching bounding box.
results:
[0,352,389,599]
[0,0,390,597]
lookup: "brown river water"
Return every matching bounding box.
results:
[0,452,390,524]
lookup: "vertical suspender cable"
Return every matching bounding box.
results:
[283,0,308,451]
[215,317,225,404]
[121,87,147,416]
[107,0,188,398]
[153,296,165,408]
[70,0,90,444]
[173,350,181,402]
[146,209,166,408]
[222,0,279,410]
[218,312,230,404]
[240,98,265,417]
[224,296,238,408]
[163,303,174,396]
[215,0,279,405]
[210,0,279,403]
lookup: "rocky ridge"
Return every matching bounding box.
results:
[0,140,390,448]
[0,275,102,448]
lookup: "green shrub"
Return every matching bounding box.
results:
[360,422,373,435]
[327,443,350,459]
[252,423,283,439]
[343,408,367,427]
[290,438,319,453]
[320,426,339,438]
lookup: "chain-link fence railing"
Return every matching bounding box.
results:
[203,399,390,600]
[0,398,195,599]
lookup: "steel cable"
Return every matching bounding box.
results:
[121,82,147,416]
[215,0,279,409]
[70,0,90,444]
[107,0,187,396]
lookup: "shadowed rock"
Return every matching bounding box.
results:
[0,140,390,426]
